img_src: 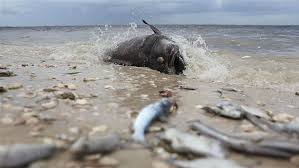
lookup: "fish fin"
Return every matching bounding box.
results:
[142,19,162,35]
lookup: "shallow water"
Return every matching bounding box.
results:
[1,25,299,91]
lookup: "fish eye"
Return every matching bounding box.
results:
[157,57,164,64]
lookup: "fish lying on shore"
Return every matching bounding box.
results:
[162,128,228,158]
[132,98,177,143]
[0,144,57,168]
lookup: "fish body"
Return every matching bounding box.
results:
[132,98,174,143]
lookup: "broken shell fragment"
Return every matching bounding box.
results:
[7,83,23,90]
[272,113,295,123]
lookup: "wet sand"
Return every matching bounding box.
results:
[1,55,299,168]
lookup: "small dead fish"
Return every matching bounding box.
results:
[203,101,269,120]
[132,98,177,143]
[0,144,57,168]
[162,128,227,158]
[70,134,121,159]
[173,158,244,168]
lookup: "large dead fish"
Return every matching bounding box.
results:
[173,158,245,168]
[132,98,177,143]
[161,128,228,158]
[0,144,57,168]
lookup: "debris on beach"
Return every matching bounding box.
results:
[159,90,173,97]
[56,91,76,100]
[178,85,197,91]
[161,128,227,158]
[70,134,121,159]
[173,158,245,168]
[272,113,295,123]
[0,86,7,93]
[191,120,298,158]
[221,87,242,93]
[202,101,270,120]
[83,77,99,82]
[0,71,16,77]
[132,98,177,143]
[7,83,23,90]
[295,92,299,96]
[246,113,299,135]
[0,144,57,168]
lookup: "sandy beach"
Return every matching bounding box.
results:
[1,50,299,167]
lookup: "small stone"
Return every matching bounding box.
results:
[0,64,7,69]
[0,86,7,93]
[295,92,299,96]
[149,126,164,132]
[140,94,149,100]
[272,113,295,123]
[83,77,99,82]
[75,99,89,105]
[41,100,57,109]
[7,83,23,90]
[89,125,108,135]
[56,91,76,100]
[0,71,15,77]
[152,160,172,168]
[67,84,77,90]
[291,155,299,166]
[98,157,119,167]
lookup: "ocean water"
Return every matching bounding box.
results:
[1,25,299,91]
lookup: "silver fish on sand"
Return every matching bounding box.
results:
[132,98,177,143]
[162,128,228,158]
[173,158,245,168]
[0,144,57,168]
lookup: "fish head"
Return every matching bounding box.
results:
[152,37,186,75]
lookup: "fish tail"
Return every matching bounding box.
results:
[132,132,146,143]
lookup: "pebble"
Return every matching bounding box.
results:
[56,91,76,100]
[41,100,57,109]
[152,160,172,168]
[98,157,119,167]
[295,92,299,96]
[149,126,164,132]
[75,99,89,105]
[0,71,15,77]
[7,83,23,90]
[104,85,115,90]
[56,83,77,90]
[272,113,295,123]
[195,104,204,109]
[0,86,7,93]
[43,88,58,92]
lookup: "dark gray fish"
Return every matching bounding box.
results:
[106,20,186,75]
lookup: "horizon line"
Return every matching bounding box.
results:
[1,23,299,28]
